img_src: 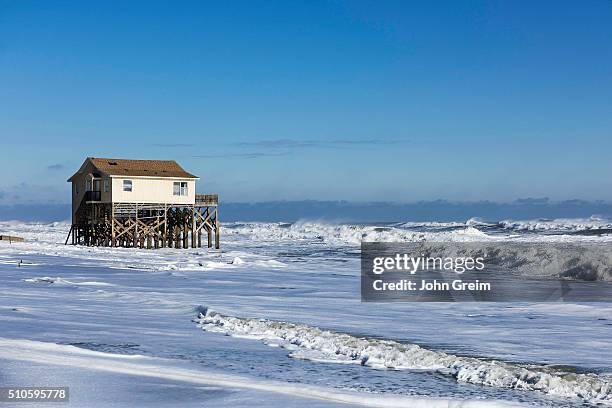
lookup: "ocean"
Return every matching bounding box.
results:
[0,218,610,407]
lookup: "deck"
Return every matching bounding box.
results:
[195,194,218,206]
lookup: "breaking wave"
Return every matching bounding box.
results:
[498,217,612,233]
[394,241,612,281]
[196,309,612,405]
[223,221,493,245]
[224,217,612,246]
[223,221,612,280]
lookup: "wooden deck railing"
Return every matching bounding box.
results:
[195,194,218,206]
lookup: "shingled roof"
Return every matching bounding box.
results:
[68,157,198,181]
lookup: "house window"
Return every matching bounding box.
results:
[123,179,133,192]
[173,181,188,196]
[103,179,110,193]
[86,180,92,191]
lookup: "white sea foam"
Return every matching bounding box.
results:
[0,337,523,408]
[499,217,612,232]
[224,221,490,244]
[403,241,612,281]
[3,220,611,280]
[3,218,611,251]
[196,309,612,405]
[224,219,612,246]
[23,276,114,287]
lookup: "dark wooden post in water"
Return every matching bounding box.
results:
[191,208,196,248]
[111,205,116,247]
[215,207,220,249]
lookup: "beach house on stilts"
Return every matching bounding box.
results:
[66,157,219,249]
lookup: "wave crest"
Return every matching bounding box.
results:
[224,221,489,244]
[196,310,612,405]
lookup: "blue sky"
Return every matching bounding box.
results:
[1,0,611,204]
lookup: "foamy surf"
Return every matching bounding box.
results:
[223,219,612,247]
[499,217,612,232]
[0,337,523,408]
[195,309,612,405]
[23,276,114,286]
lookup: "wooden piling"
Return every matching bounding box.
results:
[68,197,218,251]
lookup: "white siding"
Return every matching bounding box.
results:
[110,177,195,204]
[100,177,112,202]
